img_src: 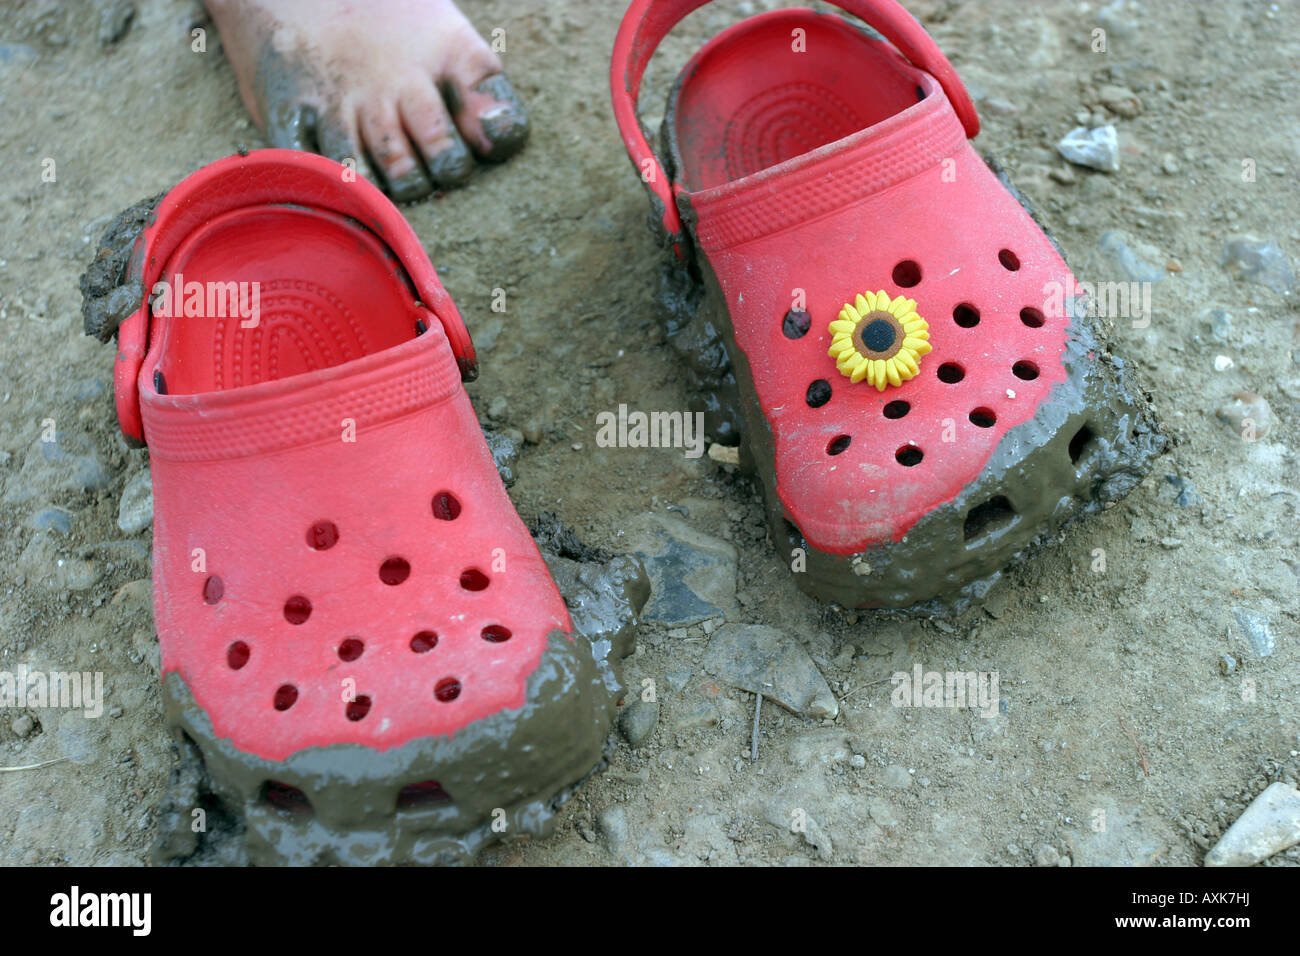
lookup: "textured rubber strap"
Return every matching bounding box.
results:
[609,0,980,251]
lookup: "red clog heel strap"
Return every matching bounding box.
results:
[609,0,980,255]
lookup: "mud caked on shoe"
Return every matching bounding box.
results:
[611,0,1164,610]
[88,150,646,865]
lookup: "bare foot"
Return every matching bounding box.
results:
[205,0,529,200]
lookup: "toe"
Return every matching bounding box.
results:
[438,30,529,162]
[358,99,432,202]
[264,101,317,152]
[398,84,474,189]
[315,106,378,187]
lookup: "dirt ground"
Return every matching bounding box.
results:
[1,0,1297,867]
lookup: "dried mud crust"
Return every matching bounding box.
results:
[79,192,161,343]
[152,546,649,866]
[657,153,1166,612]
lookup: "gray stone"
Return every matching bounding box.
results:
[11,715,35,738]
[0,43,37,65]
[1202,308,1233,343]
[31,507,74,536]
[1097,0,1137,39]
[598,806,629,852]
[1098,230,1167,283]
[487,395,508,421]
[1232,608,1275,658]
[116,467,153,534]
[1205,783,1300,867]
[18,534,101,591]
[3,432,113,504]
[664,670,692,696]
[625,514,737,627]
[618,699,659,747]
[882,765,912,789]
[1034,844,1060,867]
[472,316,505,353]
[1220,237,1295,296]
[1161,473,1200,509]
[98,0,136,46]
[1057,125,1120,173]
[702,624,837,719]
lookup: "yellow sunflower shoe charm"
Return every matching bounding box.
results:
[827,290,932,391]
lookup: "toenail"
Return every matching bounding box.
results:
[475,76,529,160]
[427,139,474,187]
[387,167,431,202]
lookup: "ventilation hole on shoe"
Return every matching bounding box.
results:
[261,781,312,815]
[226,641,250,670]
[415,318,428,335]
[953,303,981,328]
[153,370,167,395]
[1012,360,1039,380]
[482,624,512,643]
[937,362,966,384]
[915,84,926,101]
[1020,307,1045,328]
[963,495,1017,541]
[434,677,461,702]
[969,407,997,428]
[896,445,923,466]
[459,568,490,591]
[397,780,453,808]
[432,491,461,521]
[346,695,372,721]
[998,249,1021,271]
[782,309,812,339]
[892,259,922,287]
[203,575,224,605]
[410,630,439,653]
[379,556,411,585]
[883,400,910,419]
[306,520,339,550]
[273,684,299,711]
[338,637,364,662]
[1068,424,1096,464]
[827,435,851,456]
[806,379,831,408]
[283,595,311,625]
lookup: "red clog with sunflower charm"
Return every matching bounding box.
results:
[612,0,1164,609]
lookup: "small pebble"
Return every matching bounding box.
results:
[11,715,35,738]
[1221,236,1295,296]
[1034,844,1060,867]
[1098,84,1141,118]
[1215,392,1273,440]
[1057,125,1120,173]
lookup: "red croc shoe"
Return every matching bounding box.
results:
[102,150,642,865]
[612,0,1164,610]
